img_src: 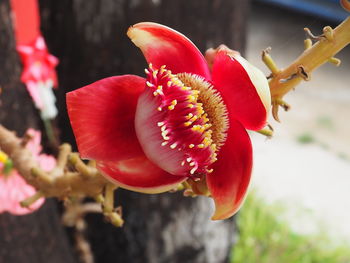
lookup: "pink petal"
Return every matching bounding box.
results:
[67,75,145,161]
[127,22,211,79]
[0,172,44,215]
[97,156,186,194]
[37,154,56,172]
[25,128,42,156]
[207,119,252,220]
[134,87,188,176]
[212,51,271,131]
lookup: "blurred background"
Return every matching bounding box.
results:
[239,1,350,262]
[0,0,349,262]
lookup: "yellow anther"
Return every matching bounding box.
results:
[157,107,162,111]
[188,104,194,108]
[189,144,195,148]
[189,115,198,122]
[161,141,168,146]
[206,168,214,173]
[146,81,153,87]
[197,144,205,148]
[160,65,166,73]
[145,68,150,74]
[181,160,186,166]
[203,137,211,146]
[149,63,153,69]
[192,90,200,95]
[168,99,177,110]
[184,121,192,127]
[203,123,212,129]
[186,157,192,162]
[187,95,196,102]
[189,162,196,166]
[190,167,197,175]
[153,70,158,78]
[170,143,177,149]
[186,113,194,119]
[157,122,164,127]
[191,125,201,132]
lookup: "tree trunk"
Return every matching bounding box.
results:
[0,0,77,262]
[40,0,250,262]
[0,0,250,262]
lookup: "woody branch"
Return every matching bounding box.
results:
[0,125,124,227]
[263,0,350,121]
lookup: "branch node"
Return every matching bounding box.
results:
[328,57,341,66]
[297,65,310,81]
[262,47,280,75]
[31,167,53,184]
[304,38,313,50]
[256,125,274,138]
[20,191,44,208]
[69,153,98,178]
[323,26,334,41]
[304,27,323,41]
[57,143,72,169]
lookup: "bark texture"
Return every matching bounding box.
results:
[0,0,77,262]
[40,0,250,262]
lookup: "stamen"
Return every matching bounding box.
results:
[144,65,229,178]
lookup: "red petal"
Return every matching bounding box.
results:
[127,22,211,79]
[207,119,252,220]
[97,156,186,194]
[212,51,271,131]
[66,75,145,161]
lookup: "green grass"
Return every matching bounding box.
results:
[297,133,315,144]
[231,193,350,263]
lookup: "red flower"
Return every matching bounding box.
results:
[67,23,271,220]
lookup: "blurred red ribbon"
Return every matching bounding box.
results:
[11,0,59,119]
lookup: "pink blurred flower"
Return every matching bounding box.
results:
[17,36,59,119]
[0,129,56,215]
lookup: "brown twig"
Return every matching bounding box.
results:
[0,125,123,227]
[262,13,350,121]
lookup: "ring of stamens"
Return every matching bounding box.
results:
[145,64,229,178]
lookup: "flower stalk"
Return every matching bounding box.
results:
[0,124,123,226]
[264,6,350,121]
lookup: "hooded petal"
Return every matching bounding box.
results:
[97,156,186,194]
[207,119,252,220]
[67,75,145,161]
[127,22,211,79]
[212,51,271,131]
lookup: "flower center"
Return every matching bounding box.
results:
[144,64,229,178]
